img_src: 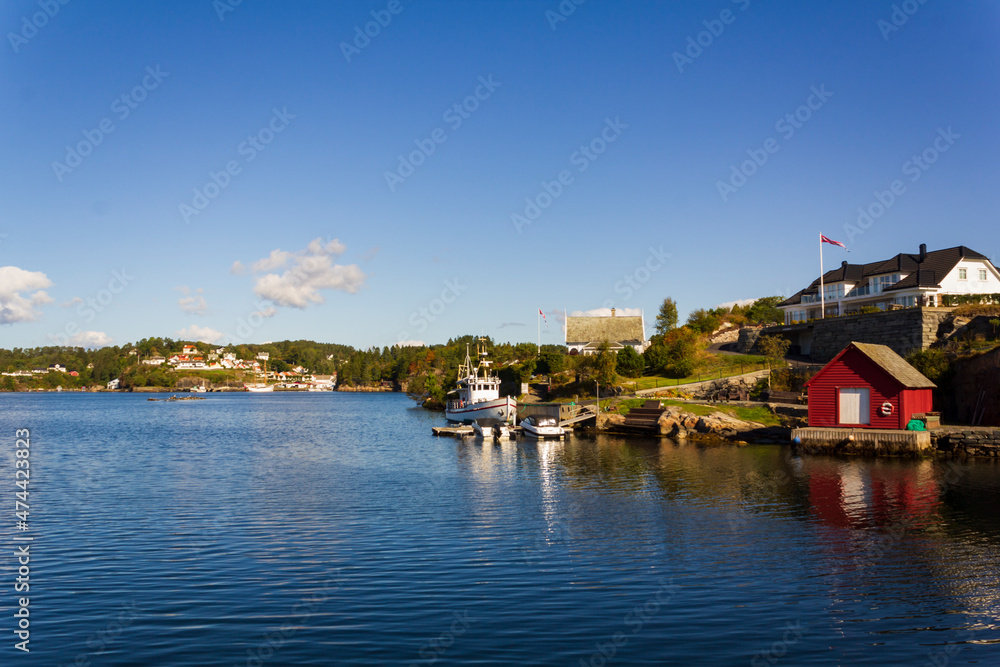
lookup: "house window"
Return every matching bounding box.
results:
[958,268,967,280]
[980,269,988,281]
[871,274,900,294]
[839,388,870,425]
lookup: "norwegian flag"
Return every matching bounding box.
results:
[820,234,848,251]
[539,309,548,325]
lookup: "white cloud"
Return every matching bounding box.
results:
[252,305,276,318]
[177,325,228,344]
[67,331,114,348]
[178,295,208,315]
[61,296,83,308]
[717,298,759,310]
[251,249,293,273]
[570,307,642,318]
[230,260,246,275]
[249,238,366,309]
[0,266,53,324]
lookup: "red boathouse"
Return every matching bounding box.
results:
[805,342,935,429]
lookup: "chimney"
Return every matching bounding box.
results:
[919,243,927,262]
[611,308,616,317]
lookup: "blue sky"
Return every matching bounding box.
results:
[2,0,998,350]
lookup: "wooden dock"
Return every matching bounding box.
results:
[791,427,932,456]
[432,425,575,438]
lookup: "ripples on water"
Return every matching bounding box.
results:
[1,392,999,665]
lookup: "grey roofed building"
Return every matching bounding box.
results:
[565,308,649,355]
[779,244,1000,323]
[849,342,936,388]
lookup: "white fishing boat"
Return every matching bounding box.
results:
[445,340,517,424]
[472,419,513,440]
[190,384,207,393]
[245,352,275,392]
[520,415,565,439]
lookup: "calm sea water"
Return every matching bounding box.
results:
[1,392,999,665]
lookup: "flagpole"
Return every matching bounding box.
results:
[537,310,540,356]
[819,232,825,319]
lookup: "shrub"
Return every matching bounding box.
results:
[615,346,644,377]
[906,348,951,383]
[953,303,1000,318]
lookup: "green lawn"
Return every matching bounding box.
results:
[628,355,771,391]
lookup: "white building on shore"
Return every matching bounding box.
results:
[779,244,1000,323]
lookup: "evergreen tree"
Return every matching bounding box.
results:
[654,297,678,337]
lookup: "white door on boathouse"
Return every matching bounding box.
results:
[839,388,870,425]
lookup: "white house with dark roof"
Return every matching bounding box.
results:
[780,244,1000,324]
[565,308,650,355]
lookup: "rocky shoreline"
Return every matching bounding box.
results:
[595,405,791,444]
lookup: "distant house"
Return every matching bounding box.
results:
[69,371,79,377]
[107,378,120,390]
[182,345,199,355]
[49,364,66,373]
[806,342,935,429]
[565,308,649,355]
[780,244,1000,323]
[142,357,166,366]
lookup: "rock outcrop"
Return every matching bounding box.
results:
[651,406,770,442]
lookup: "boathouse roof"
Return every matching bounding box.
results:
[808,342,936,389]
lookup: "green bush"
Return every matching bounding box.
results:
[615,346,644,377]
[906,348,951,383]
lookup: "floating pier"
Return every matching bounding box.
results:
[791,427,932,456]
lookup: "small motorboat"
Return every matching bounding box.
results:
[520,416,565,439]
[472,419,513,441]
[190,385,207,393]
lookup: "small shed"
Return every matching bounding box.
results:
[805,342,935,429]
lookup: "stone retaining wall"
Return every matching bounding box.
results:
[932,428,1000,458]
[761,308,954,362]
